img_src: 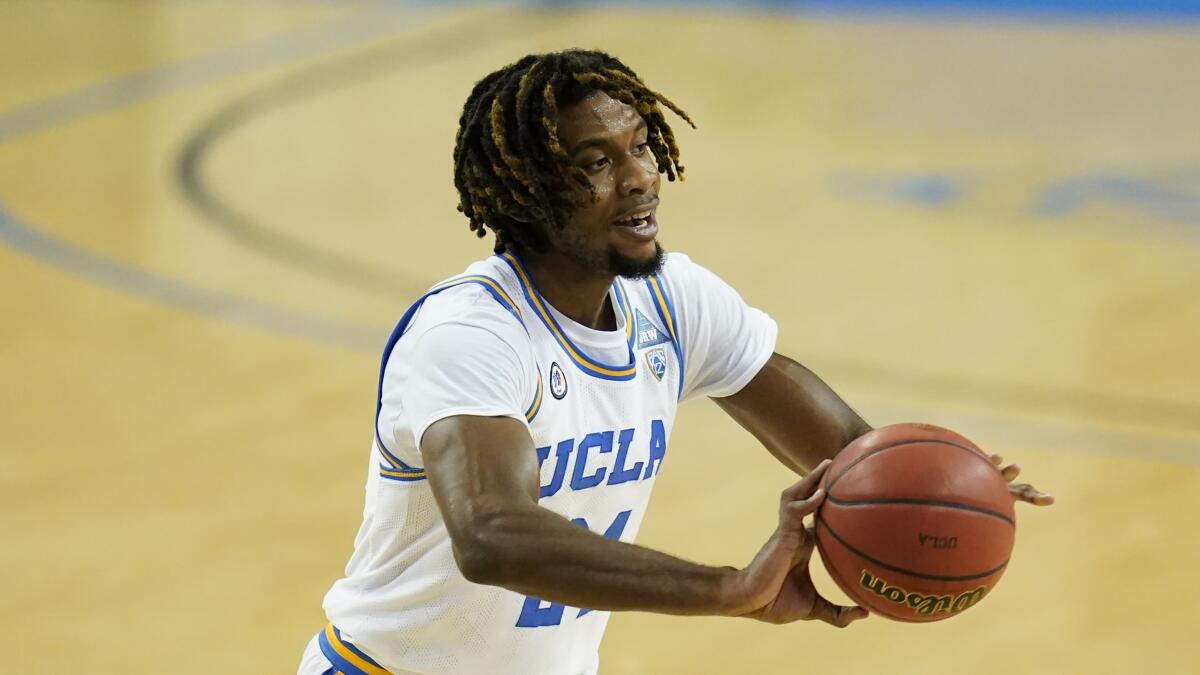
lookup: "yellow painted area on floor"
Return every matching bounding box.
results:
[2,2,1196,673]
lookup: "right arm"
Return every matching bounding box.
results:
[421,414,860,625]
[401,302,862,626]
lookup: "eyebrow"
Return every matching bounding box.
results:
[567,118,648,157]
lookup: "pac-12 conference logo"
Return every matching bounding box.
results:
[645,348,667,382]
[549,362,568,399]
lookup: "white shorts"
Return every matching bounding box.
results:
[297,625,599,675]
[297,634,338,675]
[296,627,418,675]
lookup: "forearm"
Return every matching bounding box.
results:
[716,353,872,473]
[457,502,745,616]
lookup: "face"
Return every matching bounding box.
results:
[548,90,664,278]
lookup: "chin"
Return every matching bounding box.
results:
[609,241,665,279]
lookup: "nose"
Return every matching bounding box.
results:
[617,153,657,197]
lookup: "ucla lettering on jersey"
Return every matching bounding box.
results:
[320,251,684,675]
[534,420,668,499]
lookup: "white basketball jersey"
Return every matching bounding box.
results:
[319,251,775,675]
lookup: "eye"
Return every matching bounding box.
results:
[584,157,610,171]
[633,142,650,155]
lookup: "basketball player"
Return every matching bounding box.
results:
[298,50,1052,675]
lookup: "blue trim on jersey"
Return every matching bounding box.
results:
[374,274,528,481]
[525,365,543,423]
[375,298,429,474]
[317,624,390,675]
[430,275,523,323]
[378,465,428,482]
[657,271,684,374]
[498,251,638,381]
[645,273,685,400]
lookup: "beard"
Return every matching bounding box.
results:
[608,241,665,279]
[553,223,666,279]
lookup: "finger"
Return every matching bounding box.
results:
[1001,463,1021,483]
[781,459,832,502]
[810,595,869,628]
[836,605,870,627]
[1009,483,1055,506]
[988,453,1004,467]
[784,487,826,522]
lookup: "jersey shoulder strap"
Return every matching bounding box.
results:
[375,271,532,483]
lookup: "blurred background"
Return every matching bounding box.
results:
[2,0,1198,673]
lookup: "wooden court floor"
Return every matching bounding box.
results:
[2,1,1198,673]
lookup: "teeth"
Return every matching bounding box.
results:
[618,209,652,224]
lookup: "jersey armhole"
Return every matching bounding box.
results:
[375,273,531,483]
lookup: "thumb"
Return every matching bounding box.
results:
[791,523,818,566]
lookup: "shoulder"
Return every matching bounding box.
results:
[409,259,528,341]
[379,262,534,385]
[392,283,534,402]
[659,251,733,295]
[407,287,527,356]
[660,250,696,276]
[661,250,720,279]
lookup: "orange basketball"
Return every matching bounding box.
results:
[814,423,1016,623]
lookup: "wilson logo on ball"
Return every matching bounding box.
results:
[859,570,988,617]
[918,533,958,549]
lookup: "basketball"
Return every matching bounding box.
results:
[814,423,1016,623]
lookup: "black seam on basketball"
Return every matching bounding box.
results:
[816,517,1010,582]
[825,495,1015,526]
[827,439,936,490]
[827,438,991,493]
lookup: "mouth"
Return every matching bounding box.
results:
[612,202,659,241]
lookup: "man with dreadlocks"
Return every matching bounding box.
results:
[298,49,1047,675]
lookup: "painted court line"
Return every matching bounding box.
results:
[0,0,1195,462]
[0,202,381,352]
[0,1,448,143]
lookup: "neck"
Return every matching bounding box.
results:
[516,249,617,331]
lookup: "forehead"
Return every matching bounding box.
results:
[555,90,642,148]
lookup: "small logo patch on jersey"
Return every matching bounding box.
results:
[645,348,668,381]
[549,362,568,399]
[634,309,671,349]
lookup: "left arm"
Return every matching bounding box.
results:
[715,352,1054,505]
[714,352,871,475]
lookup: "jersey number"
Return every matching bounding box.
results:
[514,510,632,628]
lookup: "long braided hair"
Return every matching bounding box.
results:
[452,49,694,254]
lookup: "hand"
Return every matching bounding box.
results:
[989,454,1055,506]
[732,459,869,627]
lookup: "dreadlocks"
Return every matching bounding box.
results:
[452,49,694,254]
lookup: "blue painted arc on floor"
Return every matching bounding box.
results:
[0,0,1197,461]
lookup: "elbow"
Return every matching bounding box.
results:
[447,508,528,585]
[452,535,507,585]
